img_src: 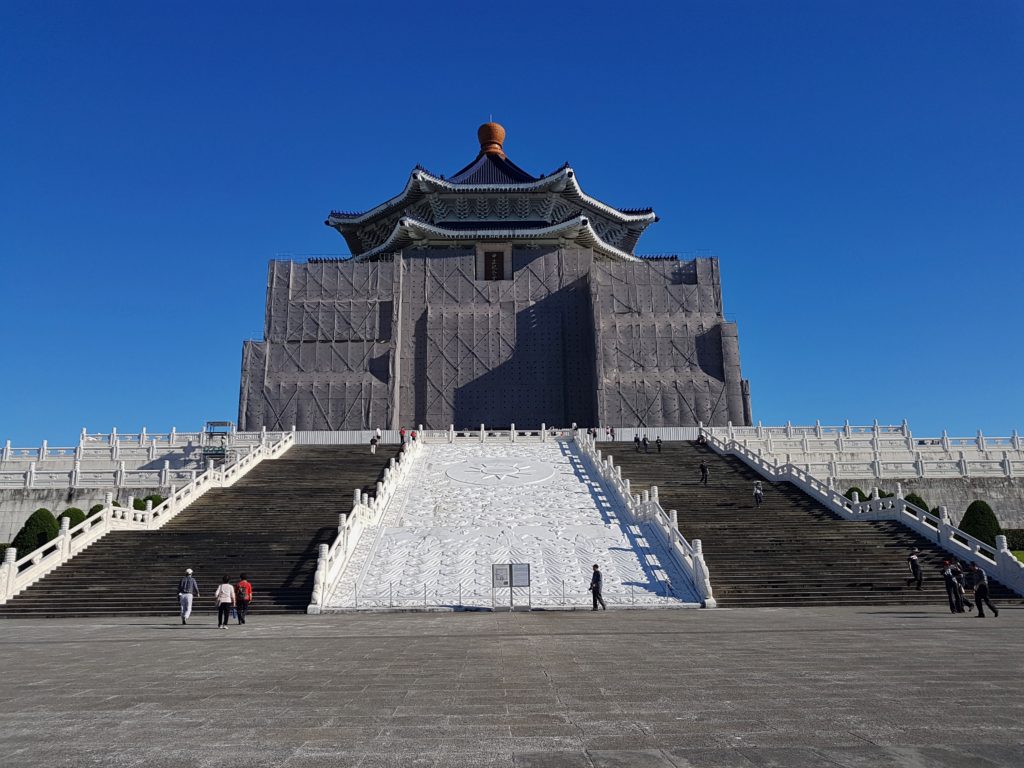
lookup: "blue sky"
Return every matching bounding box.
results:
[1,1,1021,445]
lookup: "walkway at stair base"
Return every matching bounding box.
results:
[325,439,701,610]
[0,446,400,617]
[606,441,1019,608]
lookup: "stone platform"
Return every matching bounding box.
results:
[1,607,1021,767]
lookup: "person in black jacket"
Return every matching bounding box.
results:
[970,563,999,618]
[589,564,606,611]
[940,561,962,614]
[178,568,200,625]
[906,547,923,591]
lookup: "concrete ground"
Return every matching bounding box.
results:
[0,607,1021,767]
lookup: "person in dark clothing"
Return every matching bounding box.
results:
[399,427,406,445]
[656,437,662,453]
[699,460,709,486]
[940,561,962,614]
[633,435,641,452]
[970,563,999,618]
[178,568,200,625]
[696,433,707,446]
[753,481,764,509]
[952,561,973,611]
[589,564,606,611]
[642,436,649,453]
[906,547,923,591]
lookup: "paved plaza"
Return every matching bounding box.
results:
[0,606,1021,767]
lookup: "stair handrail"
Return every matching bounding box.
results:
[0,431,296,605]
[573,433,716,608]
[308,440,424,613]
[699,430,1024,598]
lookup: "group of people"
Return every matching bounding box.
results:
[632,434,663,453]
[177,569,254,628]
[369,426,421,453]
[929,553,1000,617]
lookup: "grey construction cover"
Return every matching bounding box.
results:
[238,124,751,430]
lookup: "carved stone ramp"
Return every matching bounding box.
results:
[0,446,399,617]
[325,439,701,610]
[611,441,1019,607]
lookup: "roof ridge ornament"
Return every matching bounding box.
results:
[477,122,506,158]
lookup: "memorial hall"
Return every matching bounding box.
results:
[238,123,753,431]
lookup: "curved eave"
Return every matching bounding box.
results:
[354,215,640,263]
[326,166,658,229]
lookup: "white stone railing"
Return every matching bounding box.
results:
[0,432,295,604]
[700,431,1024,597]
[307,440,424,613]
[700,420,1023,480]
[574,433,716,607]
[418,424,568,444]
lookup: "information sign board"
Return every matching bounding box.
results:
[492,564,511,589]
[511,563,531,588]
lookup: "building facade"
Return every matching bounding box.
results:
[239,124,751,430]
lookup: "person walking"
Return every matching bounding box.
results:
[235,574,253,625]
[633,435,641,452]
[953,561,973,612]
[589,564,607,611]
[399,427,406,445]
[656,436,662,453]
[178,568,200,625]
[906,547,922,591]
[970,563,999,618]
[753,481,764,509]
[610,427,615,441]
[940,561,962,614]
[369,435,378,455]
[699,460,709,486]
[375,426,382,442]
[214,576,235,629]
[642,436,649,453]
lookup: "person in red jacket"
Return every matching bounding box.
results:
[235,574,253,625]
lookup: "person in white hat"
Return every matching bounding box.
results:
[178,568,200,624]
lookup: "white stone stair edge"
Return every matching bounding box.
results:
[307,440,424,614]
[700,430,1024,598]
[574,434,716,608]
[0,432,297,604]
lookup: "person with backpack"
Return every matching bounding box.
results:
[235,574,253,625]
[369,435,378,455]
[940,560,962,614]
[642,436,649,453]
[178,568,200,625]
[214,575,235,629]
[753,481,764,509]
[399,427,406,445]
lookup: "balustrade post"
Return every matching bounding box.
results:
[873,458,882,479]
[361,493,369,508]
[148,441,157,460]
[0,547,17,602]
[728,421,735,440]
[510,423,515,443]
[140,427,147,445]
[448,424,454,443]
[71,460,81,488]
[1,439,9,462]
[938,506,951,546]
[959,451,969,477]
[1003,451,1013,478]
[941,430,951,452]
[110,427,118,446]
[353,489,362,508]
[1012,429,1021,452]
[642,490,649,503]
[540,423,546,442]
[669,509,678,527]
[160,460,170,487]
[170,426,177,444]
[977,430,986,452]
[25,461,35,489]
[651,485,659,503]
[843,420,851,438]
[59,516,71,558]
[851,491,859,503]
[479,424,485,443]
[785,421,792,438]
[39,440,48,462]
[895,482,903,499]
[815,419,822,438]
[624,479,631,495]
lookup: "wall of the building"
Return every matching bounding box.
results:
[239,249,750,430]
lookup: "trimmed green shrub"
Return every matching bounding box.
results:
[88,504,104,517]
[133,497,146,510]
[959,500,1002,547]
[0,543,8,559]
[11,508,60,554]
[143,494,165,508]
[1002,529,1024,551]
[61,507,86,528]
[877,490,894,499]
[904,493,930,512]
[844,486,868,501]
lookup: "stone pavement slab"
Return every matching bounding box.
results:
[0,606,1021,767]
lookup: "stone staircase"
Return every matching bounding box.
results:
[0,446,398,618]
[608,441,1018,607]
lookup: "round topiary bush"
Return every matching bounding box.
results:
[11,508,60,554]
[904,492,930,512]
[88,504,105,517]
[959,500,1002,546]
[61,507,86,528]
[143,494,165,508]
[844,487,868,502]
